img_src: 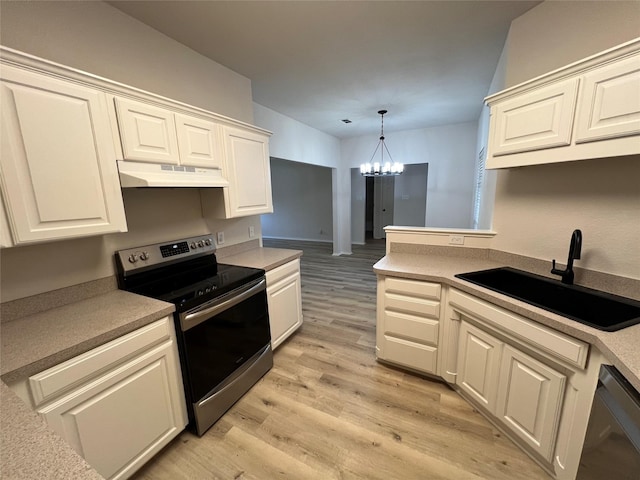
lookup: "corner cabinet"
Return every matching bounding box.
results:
[375,276,442,375]
[27,317,187,480]
[444,288,603,480]
[266,259,303,349]
[201,126,273,218]
[485,38,640,168]
[0,63,127,244]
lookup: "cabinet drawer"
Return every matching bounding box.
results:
[382,336,438,373]
[385,293,440,318]
[449,289,589,369]
[266,258,300,286]
[385,277,441,300]
[384,310,439,346]
[29,317,173,406]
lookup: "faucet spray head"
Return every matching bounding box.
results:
[572,229,582,260]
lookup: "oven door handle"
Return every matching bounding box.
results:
[181,277,266,331]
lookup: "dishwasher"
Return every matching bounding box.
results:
[577,364,640,479]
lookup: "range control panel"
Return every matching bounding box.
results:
[116,234,216,274]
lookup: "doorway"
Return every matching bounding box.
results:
[369,176,395,239]
[351,164,429,245]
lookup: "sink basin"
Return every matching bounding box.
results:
[455,267,640,332]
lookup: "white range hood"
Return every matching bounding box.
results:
[117,160,229,188]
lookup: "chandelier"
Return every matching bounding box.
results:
[360,110,404,177]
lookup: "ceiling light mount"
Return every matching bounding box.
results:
[360,110,404,177]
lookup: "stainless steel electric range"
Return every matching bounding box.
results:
[115,234,273,436]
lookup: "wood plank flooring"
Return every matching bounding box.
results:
[133,239,551,480]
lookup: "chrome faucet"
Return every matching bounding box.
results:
[551,229,582,285]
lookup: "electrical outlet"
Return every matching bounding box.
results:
[217,231,225,245]
[248,226,255,238]
[449,235,464,245]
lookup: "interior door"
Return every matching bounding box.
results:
[373,176,395,239]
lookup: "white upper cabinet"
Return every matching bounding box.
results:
[201,126,273,218]
[175,113,221,168]
[574,53,640,143]
[0,64,127,244]
[486,39,640,168]
[114,97,222,169]
[491,79,579,156]
[114,98,180,164]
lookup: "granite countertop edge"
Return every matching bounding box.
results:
[373,252,640,392]
[220,247,303,271]
[1,290,175,384]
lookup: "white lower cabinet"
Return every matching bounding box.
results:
[29,317,187,480]
[456,319,566,462]
[376,276,442,375]
[443,288,603,480]
[496,344,566,462]
[456,320,502,413]
[266,259,303,349]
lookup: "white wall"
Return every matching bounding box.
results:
[342,122,477,229]
[491,0,640,278]
[253,104,341,168]
[0,1,262,301]
[262,159,333,242]
[505,0,640,88]
[0,1,253,122]
[253,103,354,254]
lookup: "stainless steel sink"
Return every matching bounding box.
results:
[455,267,640,332]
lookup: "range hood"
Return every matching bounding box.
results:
[117,161,229,188]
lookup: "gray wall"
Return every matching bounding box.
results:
[393,164,428,227]
[261,159,333,242]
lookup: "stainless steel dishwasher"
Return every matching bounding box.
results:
[577,365,640,479]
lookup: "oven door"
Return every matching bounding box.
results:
[177,277,272,435]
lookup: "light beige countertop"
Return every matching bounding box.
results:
[220,246,302,271]
[374,252,640,392]
[1,289,174,384]
[1,382,103,480]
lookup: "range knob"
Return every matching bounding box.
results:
[205,238,212,246]
[128,253,138,264]
[139,251,149,261]
[197,240,205,248]
[190,242,197,250]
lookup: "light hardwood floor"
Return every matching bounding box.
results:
[133,239,551,480]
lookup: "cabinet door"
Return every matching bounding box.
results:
[0,66,127,244]
[490,78,579,156]
[221,126,273,217]
[114,97,180,164]
[175,113,222,169]
[495,345,566,462]
[266,260,303,350]
[456,320,502,414]
[37,340,187,480]
[575,53,640,143]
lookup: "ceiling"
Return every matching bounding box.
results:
[109,1,540,138]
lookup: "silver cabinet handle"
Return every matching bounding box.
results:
[180,277,266,331]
